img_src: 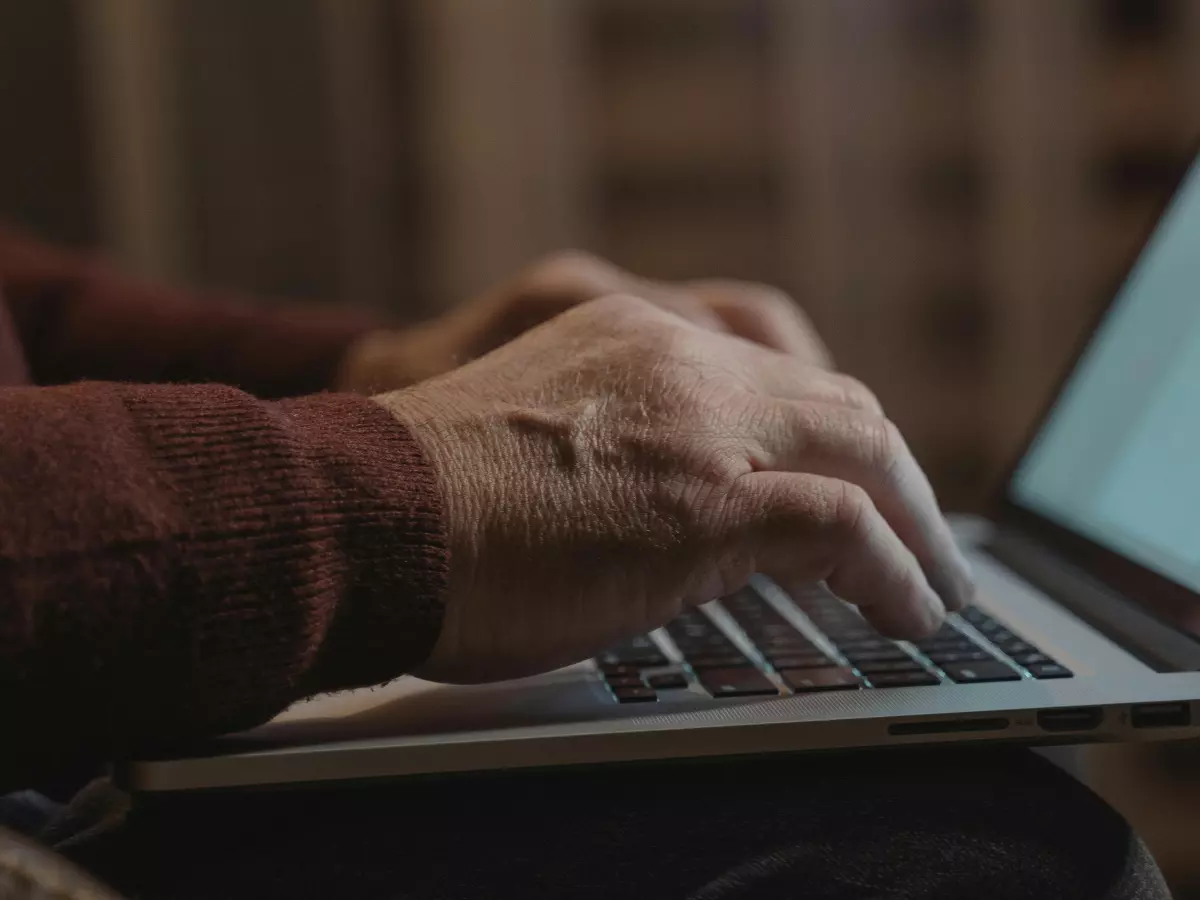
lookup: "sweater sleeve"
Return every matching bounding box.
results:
[0,382,448,766]
[0,225,374,397]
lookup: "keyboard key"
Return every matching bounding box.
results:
[674,634,737,651]
[941,661,1022,684]
[600,652,669,668]
[779,667,864,692]
[599,635,668,668]
[913,629,972,643]
[843,648,912,664]
[813,613,871,627]
[867,671,940,688]
[722,587,775,612]
[604,675,644,688]
[698,668,780,698]
[1027,663,1073,680]
[956,609,1049,670]
[755,623,801,637]
[810,621,864,635]
[755,637,818,653]
[925,650,991,665]
[854,659,926,675]
[601,636,659,655]
[1011,652,1053,666]
[598,663,640,677]
[767,653,836,669]
[961,607,990,626]
[993,640,1038,656]
[687,654,754,670]
[914,639,977,654]
[834,639,893,652]
[829,628,879,642]
[612,686,657,703]
[616,634,658,651]
[647,672,690,690]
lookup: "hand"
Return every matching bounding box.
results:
[338,251,832,392]
[377,295,974,684]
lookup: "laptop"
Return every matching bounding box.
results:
[123,149,1200,793]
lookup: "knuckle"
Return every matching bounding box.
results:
[879,418,907,472]
[743,284,796,315]
[832,482,873,543]
[709,280,790,311]
[666,446,750,521]
[858,413,902,475]
[527,250,617,296]
[636,309,699,357]
[837,375,883,413]
[724,286,792,328]
[583,297,703,385]
[579,292,659,324]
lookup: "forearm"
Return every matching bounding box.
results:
[0,225,374,397]
[0,382,447,766]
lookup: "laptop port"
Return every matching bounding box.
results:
[1037,707,1104,733]
[889,717,1009,736]
[1130,702,1191,729]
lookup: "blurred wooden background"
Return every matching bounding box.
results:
[2,0,1197,509]
[2,0,1200,891]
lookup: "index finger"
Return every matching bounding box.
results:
[759,400,975,613]
[724,471,946,638]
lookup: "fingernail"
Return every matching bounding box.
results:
[922,586,947,633]
[929,556,975,614]
[948,552,976,611]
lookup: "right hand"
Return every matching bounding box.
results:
[377,295,974,684]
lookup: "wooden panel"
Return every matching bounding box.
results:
[77,0,189,278]
[0,0,98,247]
[172,0,340,301]
[767,0,862,348]
[414,0,589,308]
[316,0,423,315]
[979,0,1093,471]
[592,53,766,173]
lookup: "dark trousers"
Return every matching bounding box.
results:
[40,747,1171,899]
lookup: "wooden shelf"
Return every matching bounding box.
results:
[586,0,765,61]
[598,208,779,284]
[591,56,767,172]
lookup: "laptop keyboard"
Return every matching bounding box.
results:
[595,585,1073,703]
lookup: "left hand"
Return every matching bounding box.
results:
[337,251,832,392]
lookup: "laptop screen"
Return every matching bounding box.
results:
[1011,153,1200,593]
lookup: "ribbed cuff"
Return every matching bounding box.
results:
[122,386,449,721]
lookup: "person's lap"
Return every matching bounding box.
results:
[59,746,1167,900]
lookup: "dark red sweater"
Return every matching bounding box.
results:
[0,227,449,768]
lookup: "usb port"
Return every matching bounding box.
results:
[1037,707,1104,733]
[1130,702,1191,729]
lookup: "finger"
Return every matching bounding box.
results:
[522,250,631,300]
[496,252,638,339]
[521,256,734,336]
[697,332,883,412]
[634,289,728,334]
[686,280,834,368]
[752,400,975,612]
[725,472,945,638]
[749,359,882,413]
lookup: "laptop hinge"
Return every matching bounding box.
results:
[985,529,1200,673]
